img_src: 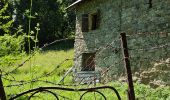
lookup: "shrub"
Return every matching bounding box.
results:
[0,34,25,57]
[0,34,25,68]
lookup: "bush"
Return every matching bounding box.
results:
[0,34,25,68]
[0,34,25,57]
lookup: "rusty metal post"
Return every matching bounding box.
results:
[120,33,135,100]
[0,71,6,100]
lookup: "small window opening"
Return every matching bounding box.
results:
[148,0,152,8]
[81,10,100,32]
[82,53,95,71]
[91,14,98,30]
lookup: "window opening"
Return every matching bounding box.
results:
[82,53,95,71]
[148,0,152,8]
[81,10,100,32]
[91,14,98,30]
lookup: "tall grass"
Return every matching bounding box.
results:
[3,45,74,99]
[2,46,170,99]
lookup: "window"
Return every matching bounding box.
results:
[81,10,100,32]
[148,0,152,8]
[82,53,95,71]
[91,13,98,30]
[90,10,100,30]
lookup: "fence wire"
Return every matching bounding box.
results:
[1,32,170,99]
[1,5,170,99]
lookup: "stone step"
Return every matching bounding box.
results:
[74,71,101,84]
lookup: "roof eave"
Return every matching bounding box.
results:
[66,0,84,9]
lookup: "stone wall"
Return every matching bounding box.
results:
[74,0,170,84]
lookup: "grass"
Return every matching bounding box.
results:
[2,46,74,99]
[1,42,170,100]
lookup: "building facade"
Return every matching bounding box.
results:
[69,0,170,84]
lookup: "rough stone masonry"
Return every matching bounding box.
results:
[72,0,170,85]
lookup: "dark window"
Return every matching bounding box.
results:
[82,14,89,32]
[91,10,100,30]
[91,14,98,30]
[82,53,95,71]
[81,10,100,32]
[148,0,152,8]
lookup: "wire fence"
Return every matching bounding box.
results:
[77,32,170,85]
[0,32,170,99]
[0,36,125,100]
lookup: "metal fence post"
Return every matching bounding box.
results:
[0,70,6,100]
[120,33,135,100]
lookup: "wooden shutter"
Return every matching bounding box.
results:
[82,14,89,32]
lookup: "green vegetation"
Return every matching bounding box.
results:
[0,34,25,68]
[1,48,170,100]
[0,1,25,69]
[3,47,74,99]
[0,0,13,34]
[13,0,75,45]
[0,0,170,100]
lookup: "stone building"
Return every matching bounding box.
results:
[68,0,170,84]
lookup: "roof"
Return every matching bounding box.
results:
[66,0,85,9]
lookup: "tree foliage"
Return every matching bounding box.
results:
[13,0,75,45]
[0,0,13,35]
[0,0,25,56]
[0,0,25,67]
[0,34,24,57]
